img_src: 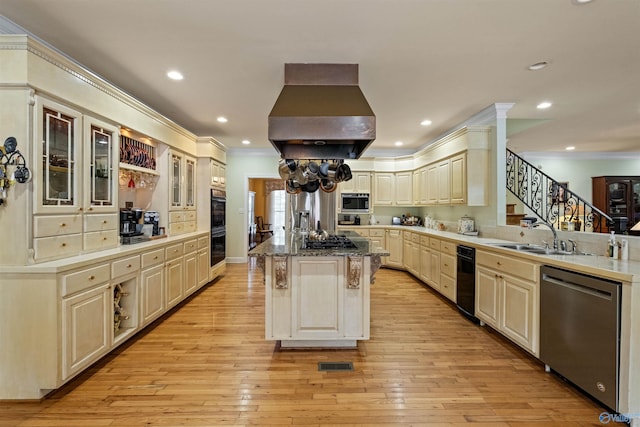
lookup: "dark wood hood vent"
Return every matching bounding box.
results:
[268,63,376,160]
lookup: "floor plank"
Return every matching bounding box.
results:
[0,263,619,426]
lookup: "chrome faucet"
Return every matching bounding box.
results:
[532,221,558,250]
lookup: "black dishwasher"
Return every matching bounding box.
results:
[456,245,478,323]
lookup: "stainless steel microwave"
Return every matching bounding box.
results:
[341,193,370,212]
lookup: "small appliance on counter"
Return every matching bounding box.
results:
[457,215,478,235]
[392,216,401,225]
[144,210,160,235]
[354,215,360,225]
[120,208,148,244]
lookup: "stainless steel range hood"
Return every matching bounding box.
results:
[268,64,376,160]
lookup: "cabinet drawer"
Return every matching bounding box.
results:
[34,234,83,261]
[169,222,185,235]
[142,248,165,268]
[198,236,209,249]
[165,243,184,260]
[477,250,538,282]
[412,233,420,243]
[440,240,456,255]
[185,211,197,221]
[169,211,186,223]
[84,230,119,252]
[420,236,430,246]
[84,214,118,232]
[440,253,456,277]
[429,238,441,251]
[112,255,141,279]
[403,231,413,240]
[440,274,456,302]
[34,214,82,237]
[184,238,198,253]
[62,264,110,297]
[369,229,385,238]
[184,221,197,233]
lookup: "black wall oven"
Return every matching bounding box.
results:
[211,189,226,266]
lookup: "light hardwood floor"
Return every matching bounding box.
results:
[0,262,615,426]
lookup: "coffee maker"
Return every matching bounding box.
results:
[120,208,145,244]
[144,210,160,235]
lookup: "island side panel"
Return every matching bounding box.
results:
[343,256,371,340]
[291,257,344,340]
[265,256,292,340]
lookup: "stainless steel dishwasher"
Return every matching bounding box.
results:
[540,265,621,411]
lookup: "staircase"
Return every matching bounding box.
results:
[506,149,613,232]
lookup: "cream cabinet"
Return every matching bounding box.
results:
[425,153,467,206]
[183,238,198,296]
[428,238,441,291]
[197,236,210,288]
[33,97,119,261]
[373,173,394,205]
[61,283,111,380]
[402,231,420,276]
[368,229,385,254]
[419,235,431,283]
[60,263,111,380]
[385,228,403,268]
[168,150,197,235]
[211,159,226,189]
[340,171,371,194]
[140,248,166,326]
[165,243,185,308]
[439,240,457,302]
[395,172,413,205]
[476,250,540,355]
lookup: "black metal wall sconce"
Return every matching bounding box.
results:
[0,136,31,205]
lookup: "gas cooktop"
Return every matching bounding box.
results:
[302,234,357,250]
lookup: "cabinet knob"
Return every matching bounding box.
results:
[88,275,95,280]
[153,256,158,260]
[103,220,108,224]
[497,261,502,266]
[60,223,66,227]
[78,208,83,211]
[61,243,66,247]
[88,207,93,211]
[103,237,107,241]
[127,264,132,268]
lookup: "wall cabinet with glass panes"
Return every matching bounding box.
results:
[33,96,119,262]
[168,149,197,235]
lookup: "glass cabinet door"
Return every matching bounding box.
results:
[86,118,118,212]
[185,157,195,208]
[607,181,628,217]
[36,97,82,213]
[170,152,182,208]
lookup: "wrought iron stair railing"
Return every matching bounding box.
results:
[506,149,613,232]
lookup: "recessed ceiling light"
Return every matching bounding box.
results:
[217,116,228,123]
[537,101,553,109]
[420,119,432,126]
[528,61,549,71]
[394,141,403,146]
[242,140,251,145]
[572,0,593,4]
[566,146,576,151]
[167,70,184,80]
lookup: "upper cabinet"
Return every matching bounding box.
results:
[592,176,640,233]
[210,159,226,189]
[35,97,83,214]
[169,150,196,211]
[340,171,371,194]
[373,173,394,205]
[32,96,120,262]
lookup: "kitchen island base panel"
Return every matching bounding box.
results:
[278,340,357,349]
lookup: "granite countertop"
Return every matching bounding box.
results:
[248,231,390,257]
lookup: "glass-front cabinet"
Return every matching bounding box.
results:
[84,117,119,213]
[592,176,640,233]
[185,157,195,209]
[170,151,182,209]
[35,97,82,214]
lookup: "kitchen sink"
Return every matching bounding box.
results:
[489,242,577,256]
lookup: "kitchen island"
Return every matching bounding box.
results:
[249,231,389,348]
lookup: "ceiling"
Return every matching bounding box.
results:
[0,0,638,157]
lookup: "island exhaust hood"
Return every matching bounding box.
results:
[268,63,376,160]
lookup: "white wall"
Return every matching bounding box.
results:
[226,152,281,262]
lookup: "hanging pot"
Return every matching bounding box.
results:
[301,179,320,193]
[320,178,337,193]
[286,179,301,194]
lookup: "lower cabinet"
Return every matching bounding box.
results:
[165,243,185,308]
[439,240,457,302]
[419,236,431,283]
[476,250,540,355]
[385,229,403,268]
[197,247,210,287]
[184,251,198,296]
[140,264,165,326]
[61,283,111,380]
